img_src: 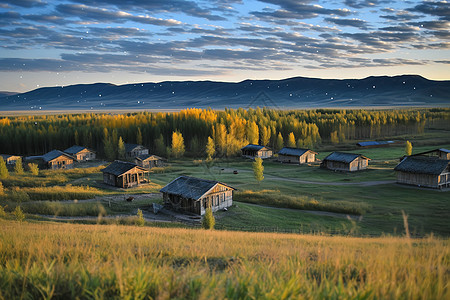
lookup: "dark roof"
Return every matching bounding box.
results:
[64,145,93,154]
[0,154,21,160]
[241,144,270,151]
[412,148,450,156]
[135,154,165,161]
[42,150,74,162]
[101,160,148,176]
[125,143,147,153]
[323,152,370,163]
[278,147,317,156]
[394,156,449,175]
[357,141,396,147]
[160,176,235,200]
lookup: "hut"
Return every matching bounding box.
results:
[394,156,449,189]
[241,144,273,159]
[277,147,317,164]
[134,154,165,169]
[321,152,370,172]
[101,160,149,188]
[160,176,235,215]
[411,148,450,160]
[125,143,149,158]
[31,150,76,170]
[64,145,96,161]
[0,154,22,165]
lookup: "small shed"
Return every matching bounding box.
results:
[160,176,235,215]
[37,150,75,170]
[0,154,22,165]
[241,144,273,159]
[135,154,165,169]
[101,160,149,188]
[125,143,149,158]
[411,148,450,160]
[64,145,96,161]
[394,156,449,189]
[277,147,317,164]
[321,152,370,172]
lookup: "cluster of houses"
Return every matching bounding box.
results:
[2,141,449,217]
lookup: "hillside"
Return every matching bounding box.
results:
[0,75,448,110]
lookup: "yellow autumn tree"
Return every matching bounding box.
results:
[171,131,185,158]
[287,132,296,148]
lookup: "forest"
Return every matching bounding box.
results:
[0,107,448,159]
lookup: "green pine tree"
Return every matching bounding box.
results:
[14,158,24,175]
[0,157,9,179]
[253,157,264,183]
[202,205,215,230]
[118,137,126,159]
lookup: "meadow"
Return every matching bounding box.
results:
[0,220,448,299]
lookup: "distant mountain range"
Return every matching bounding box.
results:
[0,75,448,111]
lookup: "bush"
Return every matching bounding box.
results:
[28,163,39,176]
[136,209,145,226]
[13,206,25,222]
[202,207,215,230]
[0,204,6,217]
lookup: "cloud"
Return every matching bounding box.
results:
[344,0,385,9]
[1,0,46,8]
[324,17,368,29]
[69,0,226,21]
[410,1,450,20]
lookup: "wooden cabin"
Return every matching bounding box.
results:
[160,176,235,215]
[277,147,317,164]
[394,156,449,189]
[0,154,22,165]
[321,152,370,172]
[64,145,96,161]
[411,148,450,160]
[125,143,149,158]
[31,150,75,170]
[241,144,273,159]
[101,160,149,188]
[134,154,165,169]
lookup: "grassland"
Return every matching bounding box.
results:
[0,220,448,299]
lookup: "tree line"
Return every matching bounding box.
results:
[0,107,448,159]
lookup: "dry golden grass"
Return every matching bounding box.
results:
[0,220,448,299]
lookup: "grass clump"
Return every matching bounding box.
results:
[235,190,371,215]
[21,201,106,217]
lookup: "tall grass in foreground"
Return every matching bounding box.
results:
[0,220,448,299]
[235,189,371,215]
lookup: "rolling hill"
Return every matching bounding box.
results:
[0,75,448,111]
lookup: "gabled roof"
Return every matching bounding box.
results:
[278,147,317,157]
[0,154,21,160]
[42,150,75,162]
[125,143,147,153]
[412,148,450,156]
[323,152,370,163]
[394,156,449,175]
[101,160,148,176]
[64,145,94,155]
[135,154,165,161]
[357,141,396,147]
[241,144,270,151]
[160,176,235,201]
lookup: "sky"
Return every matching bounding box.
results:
[0,0,449,93]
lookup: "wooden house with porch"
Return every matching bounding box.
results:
[160,176,235,215]
[101,160,149,188]
[64,145,96,161]
[135,154,165,169]
[321,152,370,172]
[241,144,273,159]
[277,147,317,164]
[125,143,149,158]
[0,154,22,165]
[411,148,450,160]
[394,156,450,189]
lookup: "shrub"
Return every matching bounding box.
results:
[28,163,39,176]
[136,209,145,227]
[14,158,24,175]
[13,206,25,222]
[202,207,215,230]
[0,204,6,217]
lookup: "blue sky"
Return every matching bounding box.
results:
[0,0,449,92]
